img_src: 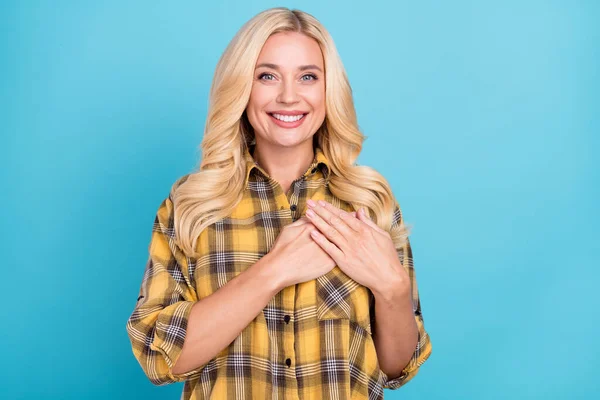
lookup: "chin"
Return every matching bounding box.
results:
[277,134,313,148]
[272,140,303,149]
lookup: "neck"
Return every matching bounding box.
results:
[252,140,315,186]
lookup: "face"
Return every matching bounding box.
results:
[246,31,326,149]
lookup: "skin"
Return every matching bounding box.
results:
[172,32,418,381]
[245,31,326,194]
[304,200,419,380]
[245,31,418,378]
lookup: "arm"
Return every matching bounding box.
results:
[303,198,432,388]
[171,252,281,375]
[371,206,432,389]
[125,197,284,385]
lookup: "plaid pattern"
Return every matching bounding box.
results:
[126,145,431,399]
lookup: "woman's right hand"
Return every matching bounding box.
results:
[265,216,336,288]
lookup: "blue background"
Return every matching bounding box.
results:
[2,1,598,399]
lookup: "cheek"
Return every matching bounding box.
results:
[247,92,268,129]
[305,87,326,114]
[248,91,260,113]
[247,86,269,114]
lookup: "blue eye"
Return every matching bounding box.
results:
[258,73,318,82]
[259,73,275,80]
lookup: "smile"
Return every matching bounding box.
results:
[267,112,308,129]
[270,113,306,122]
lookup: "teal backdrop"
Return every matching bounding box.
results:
[2,1,598,399]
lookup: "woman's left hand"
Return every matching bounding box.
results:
[305,199,409,293]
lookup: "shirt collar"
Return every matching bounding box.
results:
[244,144,331,187]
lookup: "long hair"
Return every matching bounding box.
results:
[171,7,411,258]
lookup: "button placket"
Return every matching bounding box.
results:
[280,281,297,379]
[288,179,304,221]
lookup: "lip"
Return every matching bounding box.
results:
[268,110,308,116]
[267,112,308,129]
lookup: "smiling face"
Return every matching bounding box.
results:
[246,31,326,150]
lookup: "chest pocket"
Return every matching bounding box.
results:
[316,265,374,335]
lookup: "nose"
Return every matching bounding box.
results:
[276,79,300,104]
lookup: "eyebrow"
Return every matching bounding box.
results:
[255,63,323,73]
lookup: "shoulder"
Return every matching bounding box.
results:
[153,173,194,220]
[165,172,194,203]
[172,173,193,192]
[356,164,403,223]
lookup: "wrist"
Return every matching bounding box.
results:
[254,252,286,294]
[371,271,410,305]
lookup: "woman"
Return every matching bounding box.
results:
[126,7,431,400]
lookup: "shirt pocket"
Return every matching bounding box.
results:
[316,265,373,335]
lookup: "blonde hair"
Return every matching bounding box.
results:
[171,7,411,258]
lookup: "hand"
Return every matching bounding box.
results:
[305,200,409,293]
[266,216,337,289]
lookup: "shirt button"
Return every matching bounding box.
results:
[290,204,297,212]
[285,358,291,367]
[284,315,290,324]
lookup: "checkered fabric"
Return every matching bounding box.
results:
[126,145,431,399]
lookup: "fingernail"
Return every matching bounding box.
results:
[307,199,316,207]
[318,200,327,207]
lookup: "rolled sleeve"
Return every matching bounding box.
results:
[126,197,206,385]
[382,201,432,390]
[149,300,202,382]
[381,312,432,389]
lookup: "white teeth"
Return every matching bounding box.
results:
[272,113,305,122]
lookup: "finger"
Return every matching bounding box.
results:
[357,208,387,234]
[305,202,353,250]
[318,201,365,233]
[322,201,387,237]
[305,208,349,251]
[309,229,344,264]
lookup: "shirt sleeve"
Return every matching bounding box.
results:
[380,201,433,390]
[125,196,206,385]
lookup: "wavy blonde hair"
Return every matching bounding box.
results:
[171,7,411,258]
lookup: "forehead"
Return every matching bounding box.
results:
[256,32,324,68]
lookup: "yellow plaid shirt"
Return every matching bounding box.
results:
[126,145,432,399]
